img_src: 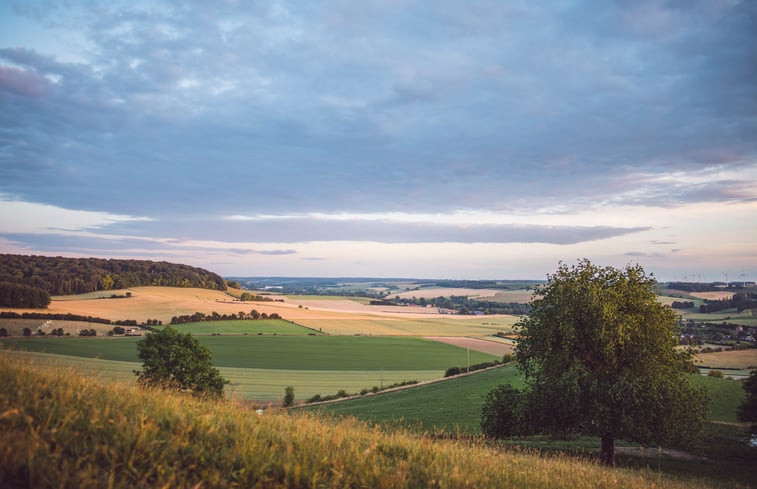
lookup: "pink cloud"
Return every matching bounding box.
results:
[0,65,50,97]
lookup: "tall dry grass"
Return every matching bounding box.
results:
[0,355,715,489]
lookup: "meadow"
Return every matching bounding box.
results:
[0,356,724,489]
[0,335,498,370]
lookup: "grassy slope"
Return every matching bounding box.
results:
[0,356,716,489]
[307,365,524,433]
[1,350,441,401]
[310,366,756,487]
[0,335,497,370]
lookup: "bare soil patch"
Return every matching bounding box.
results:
[425,336,515,356]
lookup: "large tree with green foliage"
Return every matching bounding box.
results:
[481,260,709,466]
[135,326,228,398]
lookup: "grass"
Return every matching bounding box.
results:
[0,355,721,489]
[160,319,320,335]
[307,364,525,433]
[295,316,519,336]
[0,349,442,401]
[0,335,499,370]
[308,365,756,487]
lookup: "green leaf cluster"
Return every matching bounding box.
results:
[135,326,228,398]
[482,260,709,464]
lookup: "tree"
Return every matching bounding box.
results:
[481,260,709,466]
[135,326,228,397]
[738,370,757,433]
[22,327,31,336]
[283,385,295,407]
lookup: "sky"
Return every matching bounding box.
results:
[0,0,756,281]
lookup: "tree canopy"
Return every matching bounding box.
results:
[135,327,228,398]
[481,260,709,466]
[0,254,227,296]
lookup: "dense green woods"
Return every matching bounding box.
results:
[0,254,227,297]
[0,282,51,308]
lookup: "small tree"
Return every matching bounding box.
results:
[22,327,31,337]
[135,326,228,397]
[283,385,295,407]
[0,327,7,337]
[482,260,709,466]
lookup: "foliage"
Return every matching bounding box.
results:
[0,253,226,295]
[0,281,51,308]
[737,370,757,431]
[483,260,709,466]
[135,326,228,397]
[1,357,717,489]
[283,385,295,407]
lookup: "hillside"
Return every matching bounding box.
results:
[0,254,227,296]
[0,356,716,489]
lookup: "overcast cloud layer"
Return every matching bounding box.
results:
[1,1,756,279]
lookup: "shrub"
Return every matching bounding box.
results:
[283,386,295,407]
[708,370,724,378]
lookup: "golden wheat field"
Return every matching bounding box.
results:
[6,287,520,337]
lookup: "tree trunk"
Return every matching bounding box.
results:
[600,434,615,466]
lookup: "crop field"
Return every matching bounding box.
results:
[294,315,518,336]
[695,348,757,369]
[0,319,119,336]
[0,335,497,370]
[162,319,320,335]
[0,350,439,401]
[306,365,525,433]
[391,287,503,300]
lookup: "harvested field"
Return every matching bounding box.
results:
[425,336,515,356]
[391,288,503,300]
[695,348,757,369]
[690,291,735,300]
[0,319,126,336]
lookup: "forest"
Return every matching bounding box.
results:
[0,254,227,297]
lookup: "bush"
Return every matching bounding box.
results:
[708,370,724,378]
[135,326,228,398]
[481,384,528,438]
[445,367,461,377]
[283,386,295,407]
[112,326,125,335]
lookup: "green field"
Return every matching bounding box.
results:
[0,335,497,371]
[0,350,440,401]
[306,364,524,433]
[163,319,320,335]
[309,366,747,432]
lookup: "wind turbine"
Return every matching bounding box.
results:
[723,272,729,288]
[739,271,746,288]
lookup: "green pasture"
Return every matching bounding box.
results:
[0,350,440,401]
[307,365,524,433]
[51,290,132,301]
[162,319,319,335]
[0,335,497,371]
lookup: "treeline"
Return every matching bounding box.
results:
[699,292,757,313]
[0,282,51,308]
[0,254,227,296]
[671,300,695,309]
[170,310,282,324]
[0,311,143,325]
[384,295,531,315]
[665,282,723,292]
[305,380,419,404]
